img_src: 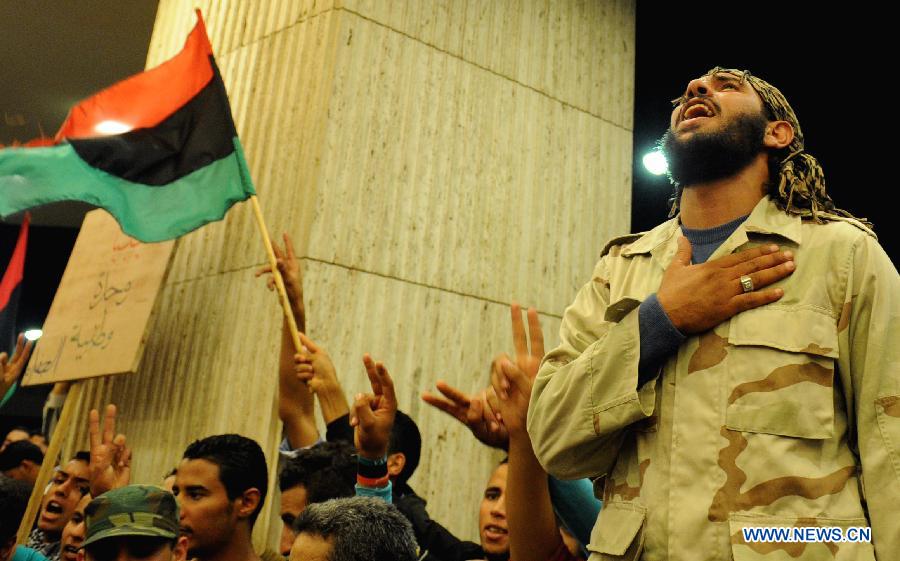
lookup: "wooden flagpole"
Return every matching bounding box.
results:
[16,381,84,544]
[247,194,308,541]
[248,195,304,353]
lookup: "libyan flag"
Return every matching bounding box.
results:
[0,10,255,243]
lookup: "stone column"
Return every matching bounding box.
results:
[62,0,635,547]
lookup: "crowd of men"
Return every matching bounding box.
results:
[2,225,595,561]
[2,67,898,561]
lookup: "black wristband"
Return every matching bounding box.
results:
[357,456,389,479]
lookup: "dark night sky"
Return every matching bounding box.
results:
[1,4,894,429]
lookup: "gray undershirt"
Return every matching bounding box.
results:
[636,215,749,385]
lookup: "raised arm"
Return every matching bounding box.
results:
[350,354,396,502]
[256,233,318,449]
[492,304,568,561]
[422,380,508,450]
[295,332,350,426]
[1,333,34,400]
[88,404,131,497]
[278,324,319,448]
[256,232,306,331]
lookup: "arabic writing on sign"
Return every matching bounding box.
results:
[28,338,65,376]
[70,308,115,359]
[21,209,176,386]
[89,272,132,310]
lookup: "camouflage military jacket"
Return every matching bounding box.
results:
[527,197,899,560]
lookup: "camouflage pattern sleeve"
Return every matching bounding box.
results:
[837,233,900,557]
[527,255,657,480]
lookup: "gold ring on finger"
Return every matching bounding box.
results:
[739,275,754,293]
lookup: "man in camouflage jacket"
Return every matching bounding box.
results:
[527,68,899,560]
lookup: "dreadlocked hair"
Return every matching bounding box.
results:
[668,67,870,228]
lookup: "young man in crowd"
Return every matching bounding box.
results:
[289,497,418,561]
[277,441,357,555]
[26,452,91,560]
[173,434,271,561]
[1,427,30,452]
[473,458,577,561]
[79,485,187,561]
[59,494,90,561]
[1,476,47,561]
[0,440,44,487]
[21,402,132,560]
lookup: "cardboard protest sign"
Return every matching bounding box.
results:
[22,209,174,385]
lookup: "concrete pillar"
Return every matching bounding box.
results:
[62,0,634,547]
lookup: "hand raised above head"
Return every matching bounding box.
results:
[422,380,509,450]
[1,333,35,393]
[293,332,341,393]
[422,302,546,447]
[255,232,302,291]
[254,232,305,329]
[88,404,131,497]
[509,302,544,382]
[657,239,795,334]
[491,303,544,435]
[351,355,397,460]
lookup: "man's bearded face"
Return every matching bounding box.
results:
[660,108,769,188]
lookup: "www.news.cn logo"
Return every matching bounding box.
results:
[742,526,872,544]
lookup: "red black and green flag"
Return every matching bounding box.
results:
[0,213,29,354]
[0,11,255,243]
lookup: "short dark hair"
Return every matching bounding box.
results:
[0,440,44,471]
[74,451,91,464]
[293,497,418,561]
[279,441,356,504]
[0,477,31,541]
[182,434,268,525]
[388,411,421,484]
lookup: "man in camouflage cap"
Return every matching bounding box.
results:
[81,485,187,561]
[528,67,899,559]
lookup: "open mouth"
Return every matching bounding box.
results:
[44,500,64,515]
[483,524,508,539]
[681,99,714,123]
